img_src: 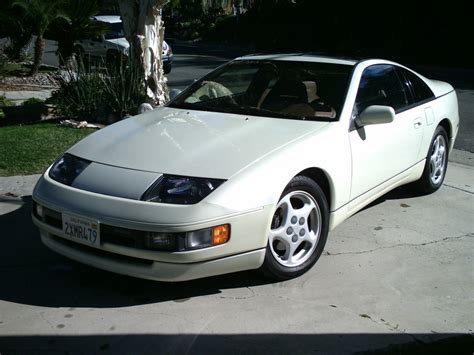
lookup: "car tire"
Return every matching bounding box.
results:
[414,126,449,194]
[261,176,329,281]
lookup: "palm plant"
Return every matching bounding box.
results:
[12,0,69,75]
[53,0,109,66]
[0,0,32,61]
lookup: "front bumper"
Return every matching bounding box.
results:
[36,221,265,282]
[32,174,272,281]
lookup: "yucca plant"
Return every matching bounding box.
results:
[50,61,105,119]
[50,57,148,122]
[101,55,148,119]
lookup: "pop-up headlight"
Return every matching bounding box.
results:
[141,175,225,205]
[48,153,91,186]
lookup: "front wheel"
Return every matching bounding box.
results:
[414,126,449,194]
[261,176,329,281]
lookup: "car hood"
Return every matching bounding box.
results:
[67,107,329,179]
[105,37,129,50]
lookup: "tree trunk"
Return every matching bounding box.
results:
[118,0,169,106]
[57,33,76,68]
[233,0,241,23]
[30,33,44,76]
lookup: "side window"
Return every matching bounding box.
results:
[401,68,435,103]
[354,64,409,115]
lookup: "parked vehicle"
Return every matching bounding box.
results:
[75,15,173,73]
[32,55,459,281]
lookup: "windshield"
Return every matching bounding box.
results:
[168,60,353,121]
[104,22,125,39]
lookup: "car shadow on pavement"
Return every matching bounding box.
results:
[359,183,427,213]
[0,333,472,354]
[0,195,273,309]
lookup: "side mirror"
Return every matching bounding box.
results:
[355,105,395,127]
[169,88,182,101]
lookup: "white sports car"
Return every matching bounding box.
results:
[32,55,459,281]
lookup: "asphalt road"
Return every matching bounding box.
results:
[167,42,474,153]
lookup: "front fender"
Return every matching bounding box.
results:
[205,123,352,214]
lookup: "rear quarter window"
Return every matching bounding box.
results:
[401,69,435,103]
[355,64,409,114]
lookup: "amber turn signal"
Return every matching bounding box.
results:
[212,224,230,245]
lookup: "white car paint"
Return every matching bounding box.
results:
[67,108,330,180]
[32,55,459,281]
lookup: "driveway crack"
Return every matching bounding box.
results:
[443,184,474,195]
[325,233,473,256]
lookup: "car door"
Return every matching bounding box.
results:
[348,64,424,207]
[88,36,104,58]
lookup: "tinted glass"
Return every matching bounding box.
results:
[355,64,409,114]
[169,60,353,121]
[402,68,435,103]
[104,22,125,39]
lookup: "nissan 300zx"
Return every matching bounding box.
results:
[32,55,459,281]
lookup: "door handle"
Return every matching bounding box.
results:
[414,118,422,129]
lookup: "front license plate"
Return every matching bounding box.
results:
[62,213,100,247]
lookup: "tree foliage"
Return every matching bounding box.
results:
[50,0,109,65]
[12,0,69,75]
[1,0,107,69]
[0,0,32,61]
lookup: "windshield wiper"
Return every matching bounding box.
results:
[168,101,333,121]
[237,106,299,120]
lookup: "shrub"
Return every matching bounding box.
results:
[0,95,14,119]
[0,52,9,76]
[50,56,148,122]
[50,63,106,120]
[102,55,148,119]
[22,97,45,106]
[0,95,14,107]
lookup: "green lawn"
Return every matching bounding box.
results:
[0,121,95,176]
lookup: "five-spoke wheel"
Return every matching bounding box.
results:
[429,133,447,186]
[269,190,321,268]
[262,176,329,280]
[416,126,449,194]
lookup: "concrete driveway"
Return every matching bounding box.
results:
[0,157,472,354]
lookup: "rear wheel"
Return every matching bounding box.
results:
[261,176,329,280]
[415,126,449,194]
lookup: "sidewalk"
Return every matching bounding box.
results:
[0,89,54,105]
